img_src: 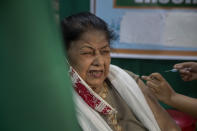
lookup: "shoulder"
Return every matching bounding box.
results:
[109,65,140,82]
[124,69,140,82]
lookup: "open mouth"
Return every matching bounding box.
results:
[89,70,103,78]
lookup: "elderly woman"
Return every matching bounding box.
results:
[61,12,179,131]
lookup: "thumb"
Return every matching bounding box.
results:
[174,62,192,69]
[141,75,149,81]
[174,63,183,69]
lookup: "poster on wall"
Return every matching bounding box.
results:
[90,0,197,60]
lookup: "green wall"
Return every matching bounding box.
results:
[59,0,197,109]
[59,0,89,20]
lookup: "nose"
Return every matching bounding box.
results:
[92,51,104,66]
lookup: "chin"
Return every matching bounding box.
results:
[87,81,104,87]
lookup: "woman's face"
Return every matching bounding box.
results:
[67,30,111,88]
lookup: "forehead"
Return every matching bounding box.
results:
[71,30,109,49]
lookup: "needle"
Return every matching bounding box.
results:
[165,69,178,72]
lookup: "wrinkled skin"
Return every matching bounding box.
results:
[67,30,111,92]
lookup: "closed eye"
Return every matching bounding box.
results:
[80,52,94,55]
[101,50,110,55]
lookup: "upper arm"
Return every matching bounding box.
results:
[124,69,180,131]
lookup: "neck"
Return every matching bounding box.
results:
[91,82,105,94]
[91,86,103,94]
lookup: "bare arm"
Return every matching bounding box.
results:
[142,73,197,118]
[164,92,197,118]
[137,78,180,131]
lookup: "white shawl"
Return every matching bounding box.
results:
[74,64,160,131]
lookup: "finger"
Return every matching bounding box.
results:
[142,75,160,85]
[179,69,191,74]
[141,75,151,81]
[150,73,163,81]
[149,86,158,94]
[146,81,159,93]
[150,77,161,85]
[174,64,183,69]
[181,75,191,81]
[174,62,193,69]
[149,73,168,86]
[179,71,191,80]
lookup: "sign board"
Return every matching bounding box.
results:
[114,0,197,8]
[91,0,197,60]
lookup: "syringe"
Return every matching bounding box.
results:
[165,69,178,72]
